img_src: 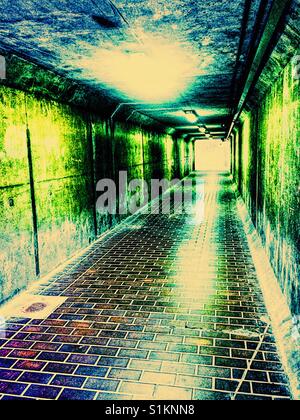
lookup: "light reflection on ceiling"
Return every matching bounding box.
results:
[0,0,264,136]
[78,33,205,103]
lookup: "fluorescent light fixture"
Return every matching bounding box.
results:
[79,35,198,103]
[184,110,198,124]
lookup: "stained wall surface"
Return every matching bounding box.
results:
[232,56,300,315]
[0,85,194,303]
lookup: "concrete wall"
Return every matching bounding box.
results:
[0,87,35,302]
[232,55,300,315]
[0,85,194,304]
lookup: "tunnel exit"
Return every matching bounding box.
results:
[195,140,231,172]
[0,0,299,403]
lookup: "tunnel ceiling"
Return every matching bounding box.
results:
[0,0,270,137]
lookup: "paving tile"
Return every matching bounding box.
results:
[44,363,77,374]
[4,341,32,350]
[98,331,127,339]
[252,382,291,397]
[142,372,176,386]
[37,352,68,362]
[117,325,144,332]
[0,350,12,357]
[98,357,129,368]
[0,358,17,369]
[161,362,196,375]
[197,366,231,379]
[108,368,142,381]
[51,375,86,388]
[250,361,284,372]
[84,378,120,392]
[181,354,213,366]
[137,341,168,351]
[215,378,251,394]
[58,389,96,400]
[269,372,289,384]
[27,334,55,342]
[1,395,35,401]
[10,350,39,360]
[176,375,212,390]
[119,381,155,396]
[193,390,232,400]
[0,381,28,396]
[60,345,90,354]
[149,351,180,362]
[233,369,268,382]
[156,334,184,344]
[129,360,162,372]
[66,354,98,365]
[200,346,230,357]
[0,173,291,400]
[215,357,248,369]
[75,366,108,378]
[185,338,214,346]
[216,339,246,349]
[96,392,134,400]
[168,344,198,354]
[25,385,62,399]
[0,369,21,381]
[118,349,149,359]
[31,343,61,351]
[235,394,272,401]
[19,372,53,385]
[88,347,119,356]
[53,335,81,344]
[127,332,155,341]
[154,385,193,400]
[14,360,46,371]
[80,337,109,346]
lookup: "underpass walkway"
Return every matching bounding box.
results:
[0,172,291,400]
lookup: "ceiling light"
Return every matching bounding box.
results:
[92,15,121,29]
[79,35,197,103]
[184,110,198,124]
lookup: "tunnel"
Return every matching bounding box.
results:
[0,0,299,402]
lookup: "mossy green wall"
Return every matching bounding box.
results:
[26,97,96,277]
[0,87,35,301]
[233,56,300,315]
[0,85,194,304]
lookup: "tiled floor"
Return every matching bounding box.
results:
[0,172,292,400]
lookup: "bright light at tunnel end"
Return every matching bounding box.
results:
[78,35,200,103]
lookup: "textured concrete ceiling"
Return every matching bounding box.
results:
[0,0,266,135]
